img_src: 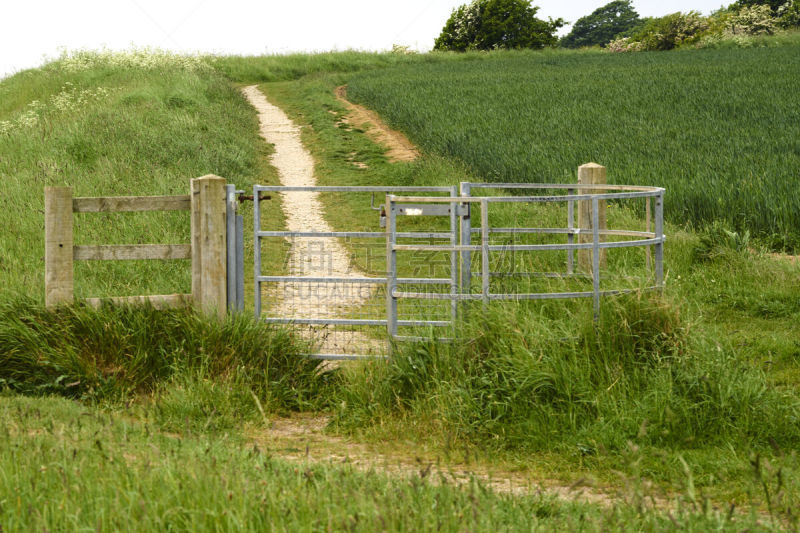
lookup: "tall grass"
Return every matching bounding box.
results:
[0,298,326,413]
[336,292,800,453]
[210,49,493,84]
[347,46,800,249]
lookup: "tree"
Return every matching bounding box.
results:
[433,0,564,51]
[561,0,641,48]
[731,0,787,13]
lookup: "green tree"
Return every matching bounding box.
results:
[434,0,564,51]
[561,0,641,48]
[731,0,786,13]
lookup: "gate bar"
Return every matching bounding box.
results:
[253,184,262,318]
[386,197,398,347]
[226,185,237,312]
[481,198,489,306]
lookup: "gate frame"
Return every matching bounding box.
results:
[386,183,665,341]
[252,184,456,360]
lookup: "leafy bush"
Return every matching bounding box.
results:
[628,11,711,51]
[727,4,778,34]
[433,0,564,51]
[692,221,752,262]
[606,3,797,52]
[606,36,646,52]
[777,0,800,27]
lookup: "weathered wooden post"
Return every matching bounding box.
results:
[191,175,227,318]
[45,187,74,307]
[578,163,607,272]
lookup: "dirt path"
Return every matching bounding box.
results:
[334,86,419,163]
[241,85,378,355]
[250,415,642,508]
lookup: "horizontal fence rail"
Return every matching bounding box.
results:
[72,195,191,213]
[73,244,192,261]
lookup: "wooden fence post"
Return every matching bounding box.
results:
[45,187,74,307]
[578,163,607,272]
[191,175,227,318]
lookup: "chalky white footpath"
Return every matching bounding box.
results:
[241,85,377,355]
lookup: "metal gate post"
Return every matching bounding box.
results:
[480,198,490,307]
[449,186,459,328]
[459,182,472,293]
[253,184,262,318]
[226,184,238,312]
[655,192,664,290]
[592,197,601,319]
[386,195,398,354]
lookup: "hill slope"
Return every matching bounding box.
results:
[0,51,273,299]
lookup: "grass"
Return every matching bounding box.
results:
[346,45,800,250]
[2,393,793,532]
[0,298,327,416]
[210,49,495,84]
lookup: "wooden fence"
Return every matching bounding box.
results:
[45,175,228,318]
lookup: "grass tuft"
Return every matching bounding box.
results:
[0,298,330,412]
[336,293,800,453]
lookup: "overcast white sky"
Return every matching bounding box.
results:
[1,0,728,79]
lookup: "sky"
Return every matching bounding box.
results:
[1,0,728,79]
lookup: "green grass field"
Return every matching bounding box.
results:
[1,45,800,529]
[346,44,800,250]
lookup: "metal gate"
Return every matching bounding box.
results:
[386,183,665,346]
[252,185,455,360]
[247,182,665,360]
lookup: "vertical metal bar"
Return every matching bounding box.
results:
[253,185,262,319]
[449,186,458,329]
[481,198,489,307]
[386,196,398,354]
[655,192,664,291]
[236,214,244,311]
[226,184,236,313]
[459,182,472,293]
[592,197,601,319]
[567,187,575,275]
[645,197,652,271]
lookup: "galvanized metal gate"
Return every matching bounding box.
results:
[246,182,665,360]
[386,183,665,347]
[252,185,455,360]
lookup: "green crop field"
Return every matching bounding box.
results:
[346,45,800,249]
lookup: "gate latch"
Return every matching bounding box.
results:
[371,193,386,228]
[237,192,272,203]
